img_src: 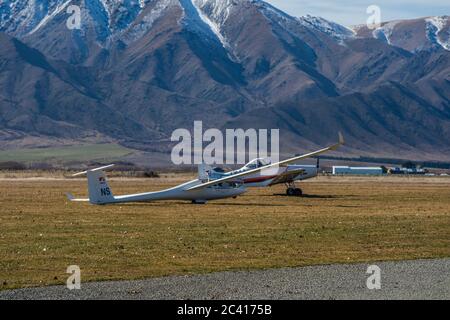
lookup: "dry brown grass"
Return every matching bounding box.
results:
[0,175,449,290]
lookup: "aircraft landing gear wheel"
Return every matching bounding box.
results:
[286,188,296,196]
[287,188,303,197]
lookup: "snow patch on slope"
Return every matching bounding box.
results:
[254,0,292,21]
[190,0,231,49]
[83,0,150,45]
[372,21,399,45]
[193,0,234,26]
[118,0,176,44]
[254,0,298,32]
[99,0,112,18]
[298,15,355,43]
[84,0,111,43]
[255,1,354,44]
[426,16,450,51]
[29,0,72,35]
[0,0,56,36]
[178,0,230,49]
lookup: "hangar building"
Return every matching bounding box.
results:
[332,166,384,175]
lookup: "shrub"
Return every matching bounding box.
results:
[0,161,26,170]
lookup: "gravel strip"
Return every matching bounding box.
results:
[1,259,449,300]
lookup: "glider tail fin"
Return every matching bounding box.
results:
[72,165,115,205]
[86,169,115,205]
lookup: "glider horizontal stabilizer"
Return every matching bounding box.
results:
[65,193,89,202]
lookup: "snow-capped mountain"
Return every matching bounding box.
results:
[354,16,450,52]
[297,15,355,42]
[3,1,447,52]
[0,0,64,36]
[0,0,145,37]
[0,0,239,43]
[0,0,449,159]
[426,16,450,51]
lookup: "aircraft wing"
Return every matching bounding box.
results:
[187,132,344,191]
[268,168,305,186]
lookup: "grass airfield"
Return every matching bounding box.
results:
[0,173,449,290]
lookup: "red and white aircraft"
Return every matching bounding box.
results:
[67,133,344,205]
[201,158,319,197]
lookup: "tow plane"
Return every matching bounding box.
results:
[67,133,344,205]
[202,157,319,196]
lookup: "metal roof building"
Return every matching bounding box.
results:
[332,166,383,175]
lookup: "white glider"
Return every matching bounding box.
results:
[67,133,344,205]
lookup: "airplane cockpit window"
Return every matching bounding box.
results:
[244,159,258,169]
[244,158,271,170]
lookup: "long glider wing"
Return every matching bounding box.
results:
[187,132,344,191]
[267,168,306,186]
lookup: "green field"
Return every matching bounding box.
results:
[0,144,134,164]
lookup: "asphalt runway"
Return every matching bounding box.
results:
[1,259,449,300]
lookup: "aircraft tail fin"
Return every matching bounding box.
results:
[72,165,115,205]
[86,170,115,204]
[198,164,212,182]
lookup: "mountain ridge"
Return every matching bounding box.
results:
[0,0,449,160]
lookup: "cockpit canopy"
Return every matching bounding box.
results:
[243,158,272,170]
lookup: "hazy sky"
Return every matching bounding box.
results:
[265,0,450,26]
